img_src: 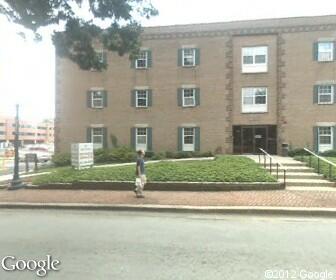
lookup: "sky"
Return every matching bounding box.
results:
[1,0,336,123]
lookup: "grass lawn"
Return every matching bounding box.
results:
[294,155,336,181]
[32,156,276,185]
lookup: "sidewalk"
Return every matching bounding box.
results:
[1,188,336,208]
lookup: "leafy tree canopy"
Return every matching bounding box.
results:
[0,0,158,70]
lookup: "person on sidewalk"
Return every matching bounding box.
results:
[135,149,146,198]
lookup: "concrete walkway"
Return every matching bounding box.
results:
[246,154,335,188]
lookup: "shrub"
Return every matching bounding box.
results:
[320,150,336,157]
[52,153,71,167]
[288,148,309,157]
[110,146,135,162]
[144,151,155,159]
[165,151,176,158]
[152,152,166,160]
[94,149,111,163]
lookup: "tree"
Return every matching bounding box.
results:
[0,0,158,70]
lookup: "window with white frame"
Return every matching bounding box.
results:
[182,89,196,107]
[136,51,148,69]
[183,48,195,67]
[242,87,267,113]
[183,127,195,151]
[318,126,333,152]
[318,85,334,104]
[91,91,104,108]
[318,42,334,62]
[136,90,148,107]
[136,128,147,151]
[96,50,105,64]
[91,127,104,149]
[242,46,268,73]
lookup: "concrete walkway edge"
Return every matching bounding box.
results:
[0,202,336,217]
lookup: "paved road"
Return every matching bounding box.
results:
[0,210,335,280]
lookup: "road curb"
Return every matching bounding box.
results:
[0,202,336,217]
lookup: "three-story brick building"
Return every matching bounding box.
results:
[55,15,336,154]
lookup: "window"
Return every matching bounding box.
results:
[91,128,104,149]
[318,127,333,152]
[0,123,4,126]
[318,85,334,104]
[182,48,195,67]
[96,50,106,64]
[91,91,104,108]
[182,89,196,107]
[136,51,148,69]
[136,90,148,107]
[242,88,267,113]
[242,46,268,73]
[136,128,147,151]
[317,42,334,62]
[183,128,195,151]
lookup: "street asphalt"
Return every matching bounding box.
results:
[0,210,335,280]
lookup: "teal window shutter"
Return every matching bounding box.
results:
[131,57,136,68]
[103,91,108,107]
[313,42,319,61]
[313,126,319,152]
[87,91,92,108]
[131,90,136,107]
[334,85,336,103]
[195,48,200,65]
[334,42,336,61]
[195,88,200,106]
[147,127,152,151]
[103,51,107,64]
[86,127,92,143]
[131,127,136,150]
[147,50,152,67]
[102,127,108,149]
[333,126,336,150]
[313,85,319,104]
[177,127,183,151]
[195,127,200,151]
[178,49,183,66]
[177,88,183,106]
[148,90,152,106]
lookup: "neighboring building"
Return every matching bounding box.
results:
[0,117,54,147]
[55,15,336,154]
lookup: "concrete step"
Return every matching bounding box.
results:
[279,179,335,187]
[272,172,324,179]
[265,166,315,173]
[259,162,305,167]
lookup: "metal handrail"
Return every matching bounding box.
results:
[302,148,336,179]
[303,148,336,167]
[258,148,287,187]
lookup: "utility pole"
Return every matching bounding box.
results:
[9,104,25,190]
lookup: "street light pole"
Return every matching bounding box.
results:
[9,104,25,190]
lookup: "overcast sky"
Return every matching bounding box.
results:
[1,0,336,122]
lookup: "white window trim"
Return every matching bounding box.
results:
[318,126,333,152]
[182,88,196,107]
[241,46,268,73]
[91,91,104,109]
[135,51,148,69]
[318,42,334,62]
[135,90,148,108]
[136,127,147,151]
[182,48,196,67]
[182,127,195,152]
[91,127,104,150]
[241,87,268,113]
[318,85,334,105]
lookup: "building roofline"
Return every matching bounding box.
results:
[142,14,336,38]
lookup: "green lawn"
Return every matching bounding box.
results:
[294,155,336,181]
[32,156,276,185]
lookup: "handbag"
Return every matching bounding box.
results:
[135,177,142,188]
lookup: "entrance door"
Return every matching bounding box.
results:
[254,127,267,152]
[242,127,254,153]
[233,125,277,154]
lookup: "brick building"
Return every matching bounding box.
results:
[0,117,54,147]
[55,15,336,154]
